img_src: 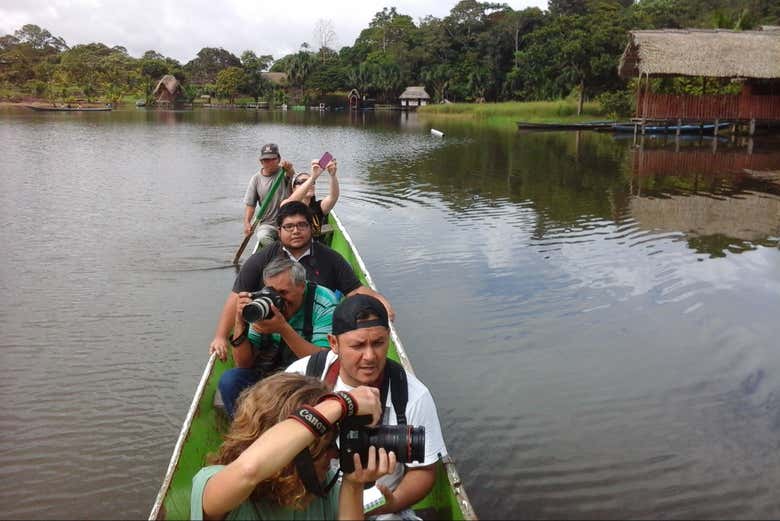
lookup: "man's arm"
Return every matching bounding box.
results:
[209,292,239,361]
[230,293,256,368]
[348,285,395,322]
[230,320,255,368]
[242,174,259,236]
[243,205,255,236]
[372,464,436,515]
[210,249,273,359]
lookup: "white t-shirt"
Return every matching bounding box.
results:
[286,351,448,490]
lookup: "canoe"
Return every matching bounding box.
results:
[607,121,732,134]
[148,211,477,520]
[516,121,616,131]
[25,105,112,112]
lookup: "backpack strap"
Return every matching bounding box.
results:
[302,281,317,342]
[324,359,340,387]
[306,349,330,378]
[379,359,408,425]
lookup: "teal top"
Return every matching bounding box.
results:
[248,284,338,349]
[191,465,340,520]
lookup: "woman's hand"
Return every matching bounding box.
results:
[342,446,397,485]
[326,159,337,175]
[347,386,382,426]
[310,160,324,180]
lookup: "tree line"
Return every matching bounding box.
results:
[1,0,777,108]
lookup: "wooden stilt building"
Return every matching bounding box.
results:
[619,28,780,134]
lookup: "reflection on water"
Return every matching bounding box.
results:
[1,108,779,519]
[627,139,780,256]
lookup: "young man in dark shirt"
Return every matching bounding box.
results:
[210,201,394,361]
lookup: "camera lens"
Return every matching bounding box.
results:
[242,298,272,322]
[367,425,425,463]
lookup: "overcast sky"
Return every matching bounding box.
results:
[1,0,548,63]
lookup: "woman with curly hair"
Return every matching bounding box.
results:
[191,372,394,520]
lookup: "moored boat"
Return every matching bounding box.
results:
[516,120,616,131]
[607,121,732,134]
[148,211,477,520]
[25,104,112,112]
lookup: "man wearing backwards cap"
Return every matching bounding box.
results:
[286,294,447,519]
[242,142,296,249]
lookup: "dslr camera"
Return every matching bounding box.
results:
[339,416,425,473]
[242,287,286,323]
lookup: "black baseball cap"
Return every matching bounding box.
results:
[332,294,389,335]
[259,143,280,160]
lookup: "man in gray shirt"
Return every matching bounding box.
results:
[243,143,295,248]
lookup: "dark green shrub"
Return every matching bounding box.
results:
[597,90,634,118]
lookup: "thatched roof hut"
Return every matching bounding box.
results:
[399,86,431,100]
[153,74,183,103]
[620,29,780,122]
[399,86,430,109]
[619,29,780,79]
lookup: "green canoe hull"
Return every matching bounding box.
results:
[149,212,476,520]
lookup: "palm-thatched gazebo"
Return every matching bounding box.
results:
[619,28,780,129]
[399,86,430,110]
[153,74,184,105]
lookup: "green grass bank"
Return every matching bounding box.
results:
[418,100,608,125]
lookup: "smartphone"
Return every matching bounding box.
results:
[318,152,333,170]
[363,485,387,513]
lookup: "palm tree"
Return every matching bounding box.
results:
[374,63,401,104]
[347,63,374,101]
[286,50,315,102]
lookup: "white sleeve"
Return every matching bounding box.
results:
[406,386,448,466]
[285,356,309,375]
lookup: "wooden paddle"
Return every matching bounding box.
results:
[233,168,286,265]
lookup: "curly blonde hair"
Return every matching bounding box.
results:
[209,372,334,510]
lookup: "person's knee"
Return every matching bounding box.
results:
[219,369,240,395]
[219,370,246,412]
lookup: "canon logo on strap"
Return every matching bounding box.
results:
[298,408,328,436]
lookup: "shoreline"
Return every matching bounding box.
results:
[0,101,114,109]
[418,100,608,124]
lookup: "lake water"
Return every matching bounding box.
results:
[1,107,779,519]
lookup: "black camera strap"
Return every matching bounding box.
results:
[293,448,340,498]
[302,281,317,342]
[379,359,408,426]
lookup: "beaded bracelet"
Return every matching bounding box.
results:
[289,405,332,437]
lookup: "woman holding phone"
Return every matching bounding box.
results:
[281,153,339,237]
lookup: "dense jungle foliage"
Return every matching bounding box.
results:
[1,0,778,106]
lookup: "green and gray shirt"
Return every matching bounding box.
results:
[191,465,340,520]
[248,283,337,367]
